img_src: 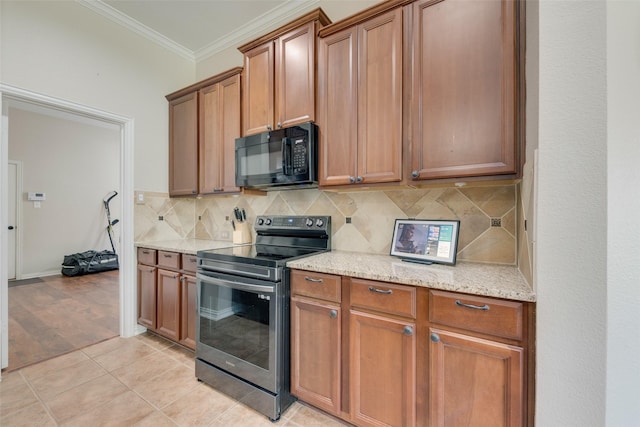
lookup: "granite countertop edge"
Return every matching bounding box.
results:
[287,250,536,303]
[135,239,236,255]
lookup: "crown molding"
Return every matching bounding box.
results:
[194,0,321,62]
[76,0,195,61]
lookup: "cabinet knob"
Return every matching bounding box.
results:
[356,176,363,183]
[349,176,356,184]
[430,333,440,343]
[404,326,413,336]
[277,122,282,129]
[267,124,272,131]
[329,310,338,319]
[411,170,419,178]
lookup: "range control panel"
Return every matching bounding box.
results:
[255,215,330,231]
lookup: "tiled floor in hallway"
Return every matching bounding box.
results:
[0,332,350,426]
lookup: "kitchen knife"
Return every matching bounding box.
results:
[241,209,247,221]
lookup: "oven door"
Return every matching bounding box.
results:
[196,270,280,393]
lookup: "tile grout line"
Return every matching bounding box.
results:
[18,369,61,426]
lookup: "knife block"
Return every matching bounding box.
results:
[233,222,252,245]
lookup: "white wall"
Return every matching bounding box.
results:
[8,106,120,277]
[606,1,640,424]
[535,1,607,425]
[0,0,195,192]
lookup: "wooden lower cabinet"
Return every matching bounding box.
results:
[136,263,156,329]
[180,274,197,350]
[428,328,524,427]
[290,296,341,416]
[350,310,416,427]
[157,268,181,341]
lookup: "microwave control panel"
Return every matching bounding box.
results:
[292,139,307,174]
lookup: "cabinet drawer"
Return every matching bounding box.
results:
[350,278,416,319]
[157,251,181,270]
[137,248,156,266]
[429,290,523,340]
[291,270,341,303]
[182,253,198,274]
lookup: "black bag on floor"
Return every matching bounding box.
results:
[61,250,119,277]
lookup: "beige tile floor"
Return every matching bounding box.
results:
[0,332,351,426]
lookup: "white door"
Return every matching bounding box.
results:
[8,161,18,280]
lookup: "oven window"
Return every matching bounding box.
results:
[199,285,271,370]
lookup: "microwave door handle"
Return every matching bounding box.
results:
[281,138,292,175]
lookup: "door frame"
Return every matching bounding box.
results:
[7,160,22,281]
[0,84,141,372]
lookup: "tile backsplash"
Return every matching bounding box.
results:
[135,184,519,265]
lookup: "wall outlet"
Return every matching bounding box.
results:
[136,192,145,204]
[221,231,229,239]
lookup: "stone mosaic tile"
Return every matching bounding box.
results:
[458,227,516,264]
[305,192,346,235]
[436,189,489,250]
[502,207,516,237]
[279,188,322,214]
[459,185,516,217]
[324,192,359,216]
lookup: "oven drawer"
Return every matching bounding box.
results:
[158,251,181,270]
[291,270,342,303]
[350,278,416,319]
[182,253,198,274]
[137,248,156,266]
[429,290,523,340]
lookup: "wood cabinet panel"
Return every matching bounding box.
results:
[317,27,358,186]
[276,21,316,129]
[429,328,524,427]
[350,310,416,427]
[410,0,519,180]
[156,268,181,341]
[357,7,403,185]
[199,73,241,194]
[317,7,403,187]
[180,274,197,350]
[243,42,274,136]
[291,296,341,416]
[168,92,198,196]
[430,290,523,340]
[181,253,198,274]
[291,270,342,303]
[350,278,416,319]
[137,264,156,329]
[137,248,156,266]
[157,250,181,270]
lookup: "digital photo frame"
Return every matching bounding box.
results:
[390,219,460,265]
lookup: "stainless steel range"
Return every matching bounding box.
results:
[195,215,331,421]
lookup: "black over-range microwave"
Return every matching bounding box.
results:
[235,122,318,190]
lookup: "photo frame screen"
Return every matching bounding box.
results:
[390,219,460,265]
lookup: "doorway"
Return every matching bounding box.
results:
[0,84,138,373]
[7,160,21,280]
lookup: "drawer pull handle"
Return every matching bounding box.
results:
[163,254,173,258]
[329,310,338,319]
[304,276,323,283]
[368,286,393,295]
[404,326,413,336]
[455,300,489,311]
[142,250,150,254]
[430,333,440,343]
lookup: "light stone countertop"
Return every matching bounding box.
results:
[135,239,236,255]
[287,250,536,302]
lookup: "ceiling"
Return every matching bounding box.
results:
[78,0,320,61]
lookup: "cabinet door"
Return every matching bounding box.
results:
[276,21,316,129]
[429,328,523,427]
[291,296,341,416]
[169,91,198,196]
[199,74,241,194]
[350,310,416,427]
[243,41,274,136]
[357,7,403,185]
[157,268,181,341]
[180,274,197,350]
[410,0,518,180]
[317,27,358,186]
[137,264,157,329]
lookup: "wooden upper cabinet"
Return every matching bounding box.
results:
[199,73,241,194]
[239,9,331,136]
[318,6,403,187]
[166,67,242,197]
[409,0,522,181]
[168,92,198,196]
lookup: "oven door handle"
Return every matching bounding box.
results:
[197,272,275,294]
